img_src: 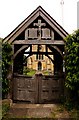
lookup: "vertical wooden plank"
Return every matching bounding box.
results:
[35,74,39,103]
[13,74,64,103]
[38,74,42,103]
[49,79,53,101]
[13,77,18,100]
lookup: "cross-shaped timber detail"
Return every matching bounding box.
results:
[33,20,46,40]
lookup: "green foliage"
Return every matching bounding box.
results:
[2,100,10,117]
[2,43,12,98]
[43,71,49,75]
[65,29,79,106]
[2,99,11,119]
[23,67,36,76]
[27,70,36,76]
[64,99,74,111]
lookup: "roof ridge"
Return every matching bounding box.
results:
[3,6,68,43]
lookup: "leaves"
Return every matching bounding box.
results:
[2,42,12,98]
[65,29,79,104]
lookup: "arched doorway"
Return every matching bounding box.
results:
[38,61,42,70]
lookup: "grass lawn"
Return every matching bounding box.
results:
[23,67,54,76]
[27,70,36,76]
[27,70,53,76]
[23,68,36,76]
[43,71,49,75]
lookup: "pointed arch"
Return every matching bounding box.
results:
[38,61,42,70]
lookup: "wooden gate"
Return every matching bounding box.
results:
[13,73,63,103]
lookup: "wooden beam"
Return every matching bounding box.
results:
[24,51,54,55]
[13,40,65,45]
[13,45,29,59]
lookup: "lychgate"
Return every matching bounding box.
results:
[3,6,68,103]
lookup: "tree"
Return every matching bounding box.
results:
[2,43,12,98]
[65,29,79,106]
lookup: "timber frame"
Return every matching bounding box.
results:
[3,6,68,103]
[3,6,68,44]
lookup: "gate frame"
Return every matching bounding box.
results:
[3,6,68,102]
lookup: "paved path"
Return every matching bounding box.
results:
[8,103,70,119]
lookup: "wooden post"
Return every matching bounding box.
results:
[35,72,42,103]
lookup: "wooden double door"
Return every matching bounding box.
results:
[13,74,60,103]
